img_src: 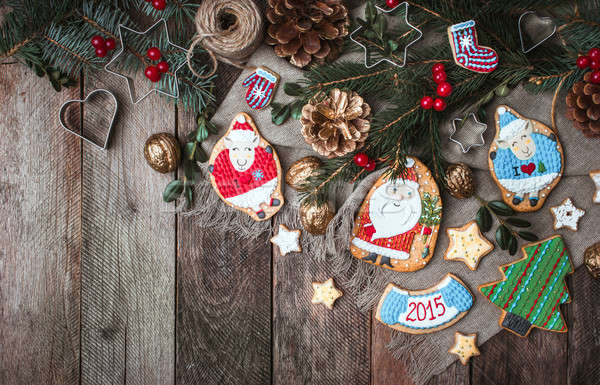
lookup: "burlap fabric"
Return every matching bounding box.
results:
[189,14,600,385]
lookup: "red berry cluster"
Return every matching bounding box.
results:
[144,47,170,83]
[353,152,376,171]
[386,0,400,8]
[90,35,116,58]
[420,63,453,112]
[145,0,166,11]
[576,48,600,84]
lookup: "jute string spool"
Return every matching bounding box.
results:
[186,0,264,78]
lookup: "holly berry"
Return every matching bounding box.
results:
[157,61,170,73]
[95,47,107,58]
[353,152,369,167]
[147,47,161,61]
[591,71,600,84]
[433,70,447,84]
[365,160,376,172]
[576,56,590,69]
[420,96,434,109]
[433,98,447,112]
[91,35,105,49]
[152,0,166,10]
[386,0,400,7]
[105,38,116,51]
[432,63,445,74]
[588,47,600,61]
[590,59,600,70]
[145,66,161,82]
[436,82,453,97]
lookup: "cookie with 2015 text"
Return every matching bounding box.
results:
[488,106,564,212]
[349,157,442,272]
[208,112,284,221]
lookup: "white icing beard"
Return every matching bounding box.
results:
[369,183,421,240]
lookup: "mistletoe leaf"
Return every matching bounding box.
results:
[518,231,539,242]
[505,217,531,228]
[271,103,290,125]
[284,82,303,96]
[496,225,510,250]
[508,235,518,255]
[476,206,492,232]
[163,180,184,203]
[488,201,515,216]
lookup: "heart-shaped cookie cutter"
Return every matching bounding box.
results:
[518,11,556,54]
[58,89,118,150]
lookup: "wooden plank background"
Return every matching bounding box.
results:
[2,10,600,385]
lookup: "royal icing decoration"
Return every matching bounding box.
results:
[550,198,585,231]
[208,113,284,221]
[311,278,343,310]
[270,224,301,256]
[242,66,279,110]
[350,157,442,272]
[449,332,480,365]
[375,274,473,334]
[489,106,564,212]
[590,170,600,204]
[445,221,494,271]
[479,235,573,337]
[447,20,498,73]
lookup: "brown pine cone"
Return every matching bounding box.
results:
[565,72,600,138]
[265,0,349,68]
[301,89,371,158]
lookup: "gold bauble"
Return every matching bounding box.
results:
[584,242,600,279]
[300,201,335,235]
[286,156,322,190]
[445,163,476,199]
[144,133,181,174]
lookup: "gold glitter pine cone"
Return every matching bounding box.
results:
[301,88,371,158]
[286,156,322,190]
[445,163,476,199]
[300,200,335,235]
[265,0,349,68]
[565,71,600,138]
[144,133,181,174]
[584,242,600,279]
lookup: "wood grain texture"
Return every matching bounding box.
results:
[427,361,469,385]
[79,72,175,385]
[0,65,81,384]
[371,313,414,385]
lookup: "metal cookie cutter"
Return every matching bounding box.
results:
[59,89,118,150]
[449,113,487,153]
[350,2,423,68]
[518,11,556,54]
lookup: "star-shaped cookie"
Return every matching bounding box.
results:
[311,278,343,310]
[270,224,302,256]
[590,170,600,204]
[449,332,480,365]
[445,221,494,270]
[550,198,585,231]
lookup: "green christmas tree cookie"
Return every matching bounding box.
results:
[479,235,573,337]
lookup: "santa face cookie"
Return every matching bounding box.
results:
[350,157,442,272]
[489,106,564,212]
[208,113,284,221]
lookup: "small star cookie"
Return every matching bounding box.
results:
[449,332,480,365]
[270,224,301,256]
[550,198,585,231]
[311,278,343,310]
[444,221,494,270]
[590,170,600,204]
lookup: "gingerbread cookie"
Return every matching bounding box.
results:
[375,274,473,334]
[445,221,494,270]
[270,224,301,256]
[550,198,585,231]
[489,106,564,212]
[449,332,480,365]
[590,170,600,204]
[479,235,573,337]
[242,66,279,110]
[208,113,284,221]
[311,278,343,310]
[350,157,442,272]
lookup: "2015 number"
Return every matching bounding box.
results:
[405,295,446,322]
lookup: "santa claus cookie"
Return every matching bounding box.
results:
[489,106,564,212]
[208,113,284,221]
[350,157,442,272]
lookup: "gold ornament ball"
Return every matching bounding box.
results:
[300,201,335,235]
[144,133,181,174]
[445,163,476,199]
[286,156,322,191]
[584,242,600,279]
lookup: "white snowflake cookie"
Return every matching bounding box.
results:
[550,198,585,231]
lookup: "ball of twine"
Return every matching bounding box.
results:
[187,0,264,78]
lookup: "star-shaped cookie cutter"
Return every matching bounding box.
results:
[104,19,187,104]
[349,2,423,68]
[449,113,487,153]
[518,11,556,54]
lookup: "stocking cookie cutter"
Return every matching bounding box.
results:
[449,113,487,153]
[350,2,423,68]
[518,11,556,54]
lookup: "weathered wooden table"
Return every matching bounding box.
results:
[2,40,599,385]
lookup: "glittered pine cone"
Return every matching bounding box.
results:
[301,88,371,158]
[445,163,476,199]
[565,71,600,138]
[584,242,600,279]
[265,0,349,68]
